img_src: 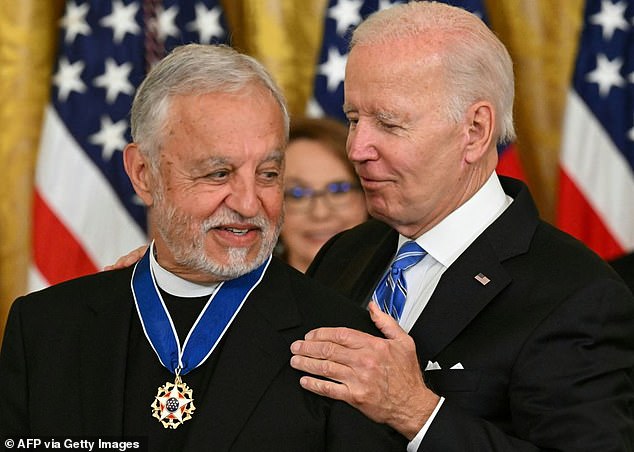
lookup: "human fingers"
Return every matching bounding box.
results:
[103,253,137,271]
[290,352,352,383]
[302,326,375,348]
[290,337,350,362]
[368,301,410,340]
[103,244,148,270]
[290,331,390,389]
[290,350,383,416]
[293,338,432,431]
[290,328,381,371]
[297,374,350,402]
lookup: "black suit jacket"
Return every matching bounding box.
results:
[610,251,634,293]
[307,177,634,451]
[0,258,405,451]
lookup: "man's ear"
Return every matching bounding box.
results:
[123,143,155,207]
[464,101,495,164]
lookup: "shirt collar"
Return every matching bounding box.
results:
[149,242,218,297]
[400,172,512,268]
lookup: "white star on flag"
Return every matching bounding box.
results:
[53,57,86,102]
[379,0,403,11]
[89,116,128,160]
[589,0,629,40]
[328,0,363,35]
[93,59,135,104]
[158,5,181,41]
[99,0,141,44]
[585,53,626,97]
[60,1,91,44]
[319,47,348,92]
[31,1,229,292]
[556,0,634,260]
[187,3,225,43]
[306,97,326,117]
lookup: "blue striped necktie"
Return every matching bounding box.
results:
[373,241,426,321]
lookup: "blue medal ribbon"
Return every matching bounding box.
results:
[131,243,271,375]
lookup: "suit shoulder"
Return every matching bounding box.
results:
[269,259,378,335]
[534,221,620,280]
[11,268,133,316]
[499,220,634,313]
[609,252,634,292]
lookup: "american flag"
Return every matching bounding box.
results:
[30,0,228,291]
[307,0,527,181]
[556,0,634,260]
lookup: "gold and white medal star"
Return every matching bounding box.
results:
[151,377,195,429]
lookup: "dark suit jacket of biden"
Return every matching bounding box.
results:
[307,177,634,452]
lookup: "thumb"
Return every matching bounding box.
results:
[368,301,406,340]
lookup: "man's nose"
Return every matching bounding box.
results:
[225,177,260,218]
[347,121,377,163]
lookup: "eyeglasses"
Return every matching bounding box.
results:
[284,181,362,213]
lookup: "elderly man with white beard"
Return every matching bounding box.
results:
[0,43,405,452]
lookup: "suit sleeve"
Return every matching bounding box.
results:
[0,298,30,435]
[419,279,634,452]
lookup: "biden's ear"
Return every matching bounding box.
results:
[123,143,155,207]
[464,101,495,164]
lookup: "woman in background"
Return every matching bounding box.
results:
[278,117,368,272]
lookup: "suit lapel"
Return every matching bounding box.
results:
[79,268,134,435]
[409,177,538,362]
[183,260,301,451]
[409,239,511,362]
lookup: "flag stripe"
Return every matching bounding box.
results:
[556,0,634,259]
[496,143,527,181]
[557,169,625,258]
[32,190,98,285]
[35,105,146,270]
[27,266,48,294]
[559,90,634,251]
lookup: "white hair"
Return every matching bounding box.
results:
[130,43,290,169]
[351,1,515,145]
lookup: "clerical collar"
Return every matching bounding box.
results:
[133,244,271,429]
[149,243,218,298]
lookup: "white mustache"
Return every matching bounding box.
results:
[201,209,269,233]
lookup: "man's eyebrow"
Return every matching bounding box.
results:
[192,156,228,167]
[376,110,399,122]
[263,149,284,164]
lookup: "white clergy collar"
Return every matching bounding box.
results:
[402,172,513,267]
[149,244,218,298]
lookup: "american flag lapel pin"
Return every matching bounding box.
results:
[474,273,491,286]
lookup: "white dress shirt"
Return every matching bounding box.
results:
[399,173,512,451]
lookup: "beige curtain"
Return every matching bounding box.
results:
[0,0,586,340]
[487,0,585,220]
[0,0,65,335]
